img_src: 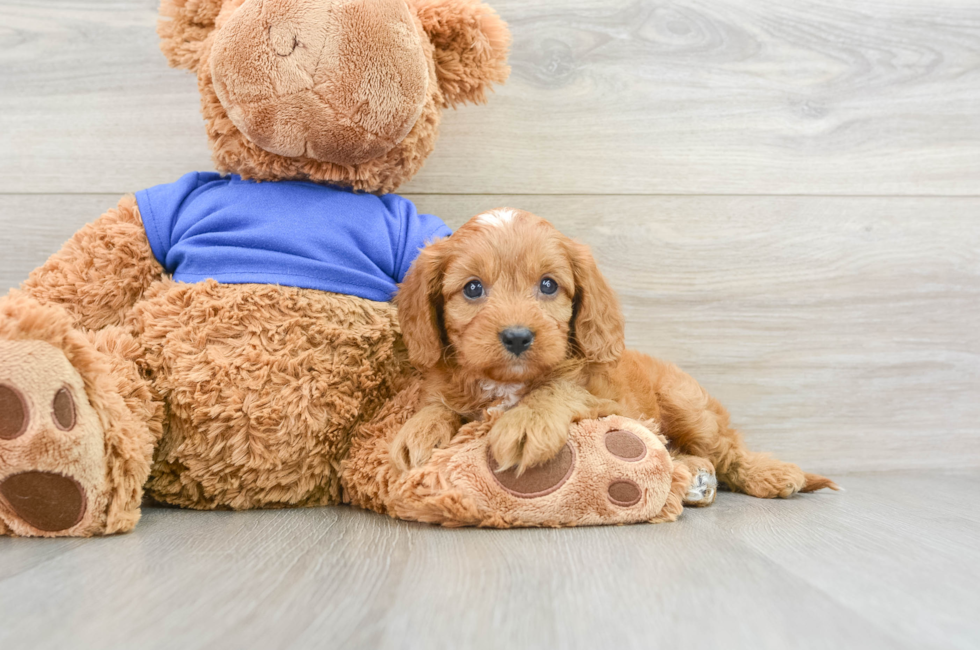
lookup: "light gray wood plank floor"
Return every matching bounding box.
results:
[1,471,977,650]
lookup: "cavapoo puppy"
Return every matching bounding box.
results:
[391,208,837,500]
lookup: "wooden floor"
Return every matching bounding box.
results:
[0,472,976,650]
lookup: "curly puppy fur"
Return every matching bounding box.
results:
[392,209,839,498]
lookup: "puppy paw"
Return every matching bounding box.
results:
[390,409,456,472]
[488,407,569,475]
[389,433,431,472]
[684,468,718,507]
[575,397,625,421]
[672,455,717,507]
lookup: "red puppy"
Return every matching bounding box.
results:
[392,208,836,501]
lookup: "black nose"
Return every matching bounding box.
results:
[499,327,535,356]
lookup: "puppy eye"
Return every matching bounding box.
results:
[539,277,559,296]
[463,279,484,299]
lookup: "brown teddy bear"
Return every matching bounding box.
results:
[0,0,688,537]
[0,0,516,537]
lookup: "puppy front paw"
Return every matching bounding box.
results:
[389,432,430,473]
[488,408,570,475]
[390,410,457,472]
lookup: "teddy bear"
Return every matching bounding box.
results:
[0,0,515,537]
[0,0,687,537]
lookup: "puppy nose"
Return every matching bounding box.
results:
[499,327,535,356]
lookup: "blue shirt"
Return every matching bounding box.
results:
[134,172,450,302]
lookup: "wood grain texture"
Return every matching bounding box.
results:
[1,0,979,195]
[2,193,977,473]
[0,472,977,650]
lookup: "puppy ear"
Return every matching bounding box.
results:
[397,238,452,369]
[566,240,626,364]
[412,0,512,107]
[158,0,226,71]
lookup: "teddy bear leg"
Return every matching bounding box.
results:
[377,414,689,528]
[0,293,158,537]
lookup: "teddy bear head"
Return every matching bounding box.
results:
[158,0,510,193]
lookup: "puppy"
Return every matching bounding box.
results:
[391,208,837,499]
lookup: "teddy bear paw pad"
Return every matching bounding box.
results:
[604,428,647,462]
[607,479,642,506]
[0,471,86,532]
[488,444,574,497]
[0,341,106,536]
[0,383,29,439]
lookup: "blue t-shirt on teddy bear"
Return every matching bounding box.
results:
[134,172,451,303]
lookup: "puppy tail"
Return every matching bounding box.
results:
[801,472,840,493]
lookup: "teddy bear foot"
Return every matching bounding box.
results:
[0,340,109,537]
[388,415,691,528]
[0,293,158,537]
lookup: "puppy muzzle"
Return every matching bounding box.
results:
[499,327,535,357]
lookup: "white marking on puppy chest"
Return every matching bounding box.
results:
[480,380,525,412]
[476,209,517,228]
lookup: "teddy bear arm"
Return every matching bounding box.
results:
[21,195,165,332]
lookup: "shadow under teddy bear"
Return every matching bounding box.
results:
[0,0,686,537]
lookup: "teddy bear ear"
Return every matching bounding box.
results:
[412,0,512,107]
[158,0,226,71]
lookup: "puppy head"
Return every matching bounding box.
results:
[397,209,625,383]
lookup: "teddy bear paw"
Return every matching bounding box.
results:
[0,341,106,537]
[414,416,681,527]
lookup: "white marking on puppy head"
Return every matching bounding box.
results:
[476,209,518,229]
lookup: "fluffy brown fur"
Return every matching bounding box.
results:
[393,209,839,498]
[22,195,165,331]
[129,279,406,509]
[413,0,511,107]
